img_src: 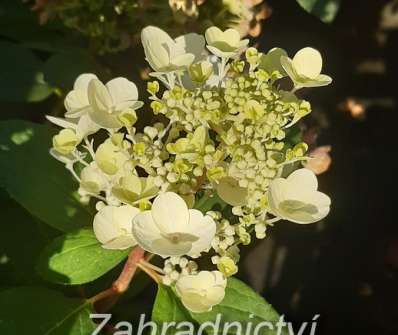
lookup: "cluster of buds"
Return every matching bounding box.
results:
[48,24,332,313]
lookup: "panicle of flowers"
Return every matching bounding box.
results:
[47,24,332,313]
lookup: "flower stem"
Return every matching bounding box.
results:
[137,263,161,284]
[88,246,145,307]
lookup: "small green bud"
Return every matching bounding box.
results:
[217,256,238,277]
[206,166,226,182]
[231,60,245,73]
[118,109,137,128]
[189,61,213,83]
[244,100,265,120]
[52,129,79,155]
[147,81,160,95]
[150,101,164,114]
[245,47,260,64]
[133,142,146,155]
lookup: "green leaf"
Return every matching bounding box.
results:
[0,41,53,102]
[189,278,286,335]
[0,286,97,335]
[194,193,227,213]
[0,190,59,285]
[152,285,196,334]
[37,229,130,285]
[43,51,99,90]
[0,1,82,53]
[0,120,92,232]
[296,0,341,23]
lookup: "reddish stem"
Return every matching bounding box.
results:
[89,246,145,308]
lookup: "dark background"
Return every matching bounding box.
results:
[245,1,398,334]
[1,1,398,334]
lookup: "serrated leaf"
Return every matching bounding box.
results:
[152,285,196,334]
[189,278,286,335]
[0,287,97,335]
[37,229,130,285]
[296,0,341,23]
[0,120,92,232]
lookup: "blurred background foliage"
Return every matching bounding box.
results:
[1,0,398,334]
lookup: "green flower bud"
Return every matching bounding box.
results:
[150,101,164,114]
[52,129,79,155]
[147,81,160,95]
[217,256,238,277]
[245,47,260,65]
[244,100,265,120]
[133,142,146,155]
[206,166,226,182]
[189,61,213,83]
[293,142,308,157]
[118,109,137,128]
[231,60,245,73]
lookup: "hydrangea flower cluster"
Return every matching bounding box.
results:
[48,25,332,313]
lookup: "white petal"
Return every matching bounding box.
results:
[46,115,77,130]
[175,33,205,61]
[187,210,216,257]
[88,79,121,129]
[64,90,90,118]
[102,235,136,250]
[87,79,113,112]
[132,211,162,253]
[259,47,288,75]
[141,26,173,71]
[93,206,122,245]
[76,114,100,138]
[223,28,241,47]
[142,26,174,49]
[106,77,138,105]
[73,73,98,91]
[293,47,322,79]
[151,192,189,234]
[171,53,195,69]
[150,238,193,257]
[216,177,248,206]
[299,74,332,88]
[267,178,288,215]
[205,26,223,45]
[287,168,318,191]
[280,56,299,82]
[114,205,140,233]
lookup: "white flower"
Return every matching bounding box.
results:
[258,47,288,76]
[64,73,97,118]
[87,77,143,129]
[132,192,216,257]
[93,205,139,250]
[267,168,331,224]
[95,138,129,175]
[280,47,332,89]
[52,129,79,155]
[205,26,249,58]
[141,26,204,73]
[175,271,226,313]
[79,162,108,194]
